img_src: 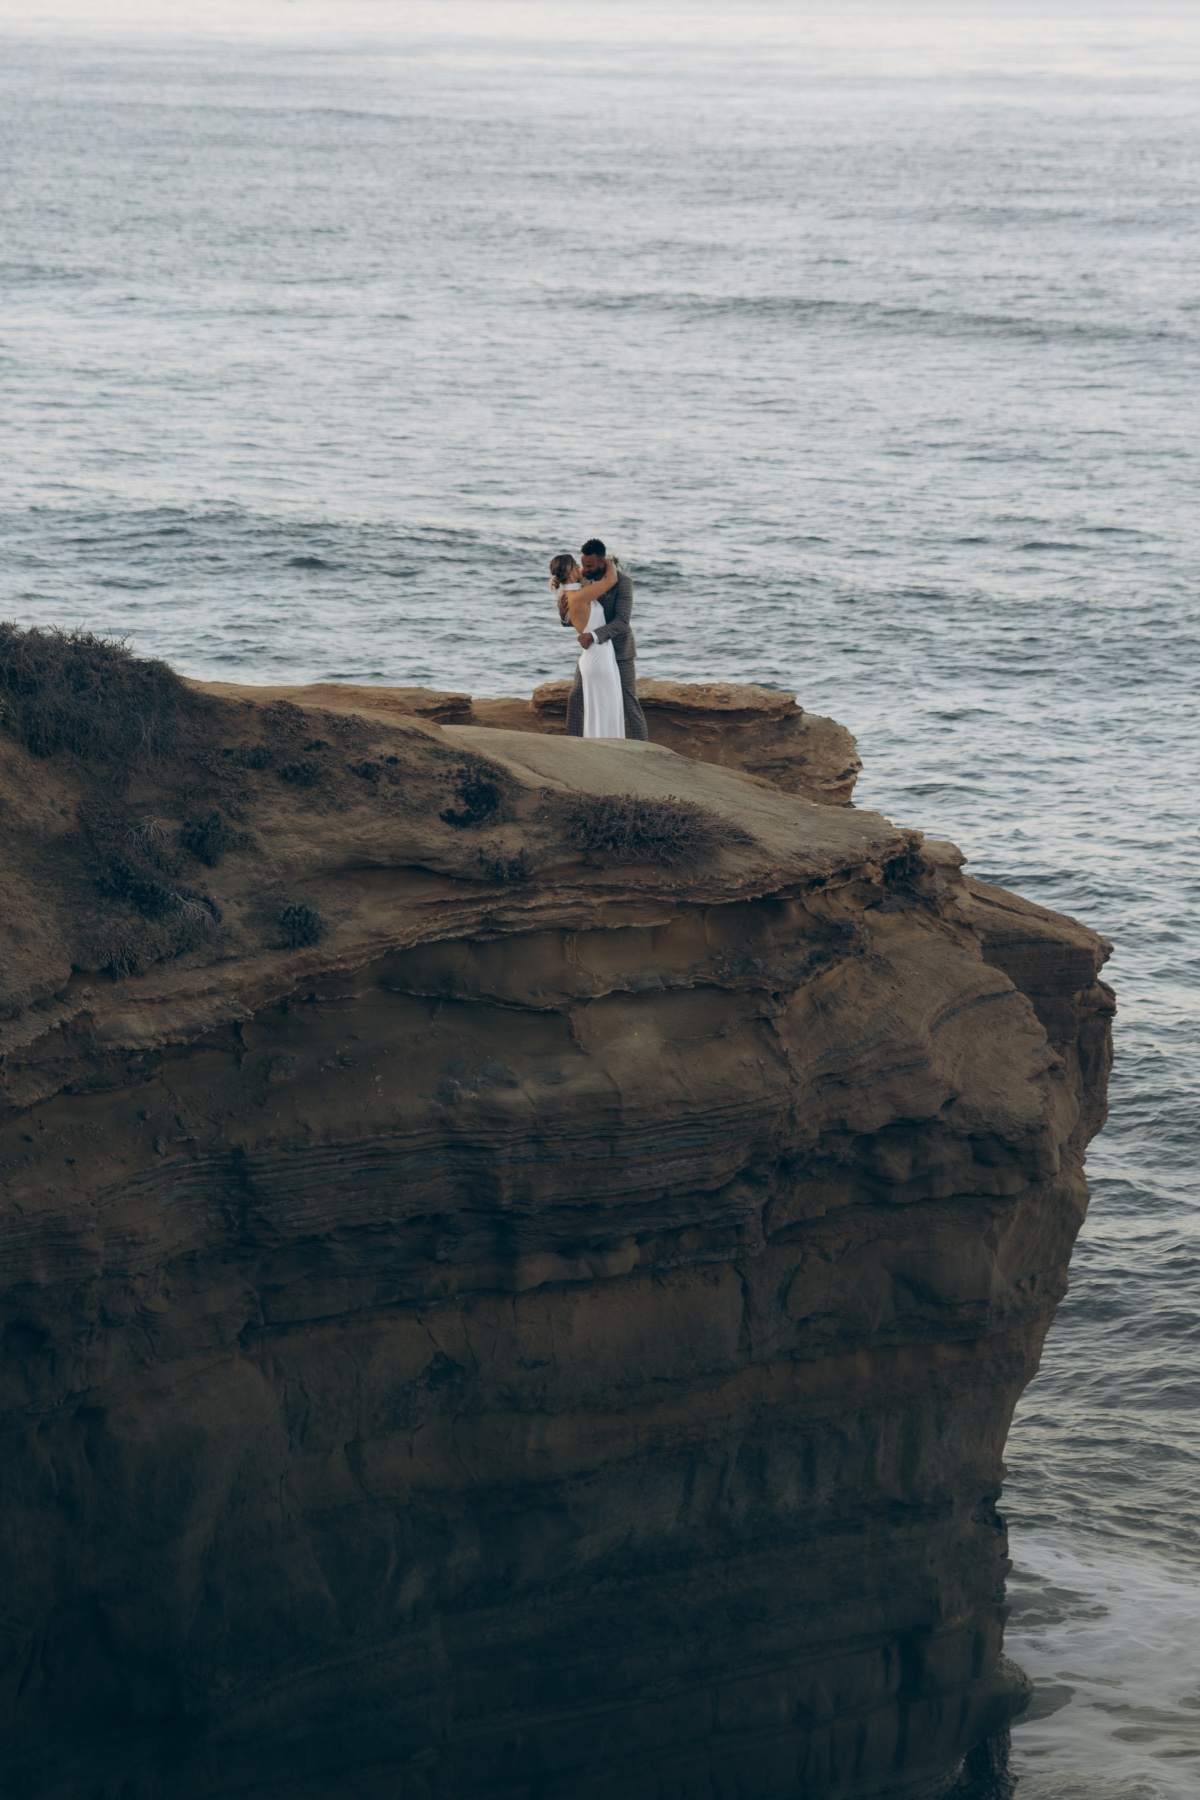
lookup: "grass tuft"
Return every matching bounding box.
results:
[558,793,750,868]
[440,764,503,828]
[235,743,274,771]
[277,759,321,788]
[0,624,193,764]
[263,700,307,736]
[278,902,325,948]
[476,848,531,884]
[180,811,229,866]
[95,855,220,923]
[96,856,177,919]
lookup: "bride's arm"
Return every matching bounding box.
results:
[567,560,618,606]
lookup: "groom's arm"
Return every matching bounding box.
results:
[591,569,632,650]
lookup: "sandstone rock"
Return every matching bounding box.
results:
[531,677,861,805]
[196,676,862,807]
[0,673,1112,1799]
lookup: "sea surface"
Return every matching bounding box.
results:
[2,4,1198,1793]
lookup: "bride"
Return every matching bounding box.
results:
[548,554,626,738]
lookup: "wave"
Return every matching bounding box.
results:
[1008,1536,1200,1800]
[547,287,1196,347]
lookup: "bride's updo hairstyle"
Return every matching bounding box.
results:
[549,553,577,589]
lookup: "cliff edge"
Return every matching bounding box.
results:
[0,636,1112,1799]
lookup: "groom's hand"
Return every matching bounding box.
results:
[578,632,594,648]
[557,594,570,621]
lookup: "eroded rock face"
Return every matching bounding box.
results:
[0,681,1112,1799]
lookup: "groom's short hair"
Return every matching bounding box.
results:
[580,538,606,558]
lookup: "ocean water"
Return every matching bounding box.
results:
[2,3,1198,1792]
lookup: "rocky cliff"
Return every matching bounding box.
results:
[0,642,1112,1800]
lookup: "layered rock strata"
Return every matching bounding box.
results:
[0,676,1112,1800]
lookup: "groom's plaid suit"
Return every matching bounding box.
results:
[562,563,649,739]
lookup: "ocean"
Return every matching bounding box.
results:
[1,3,1198,1792]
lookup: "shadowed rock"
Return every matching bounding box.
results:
[0,661,1111,1799]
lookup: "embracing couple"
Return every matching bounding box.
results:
[549,537,648,741]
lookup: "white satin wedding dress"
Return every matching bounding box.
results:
[577,598,626,738]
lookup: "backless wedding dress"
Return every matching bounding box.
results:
[577,598,626,738]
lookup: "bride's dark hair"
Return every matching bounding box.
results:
[549,553,577,589]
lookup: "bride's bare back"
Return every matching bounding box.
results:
[548,554,618,634]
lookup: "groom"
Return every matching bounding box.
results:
[558,538,649,740]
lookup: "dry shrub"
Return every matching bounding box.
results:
[78,904,215,981]
[78,796,136,852]
[125,817,169,861]
[476,848,531,884]
[278,902,325,948]
[173,894,216,928]
[71,796,220,978]
[264,700,307,737]
[89,930,153,981]
[440,764,504,828]
[559,793,749,868]
[277,759,321,788]
[96,856,176,918]
[234,743,273,771]
[180,811,228,866]
[96,855,220,924]
[0,624,194,764]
